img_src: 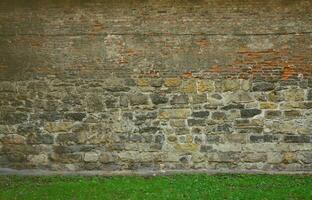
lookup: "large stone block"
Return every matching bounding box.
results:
[159,109,191,119]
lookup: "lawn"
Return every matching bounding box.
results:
[1,174,312,200]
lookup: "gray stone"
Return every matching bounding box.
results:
[84,152,99,162]
[171,94,189,104]
[284,135,311,143]
[308,89,312,100]
[265,110,282,119]
[241,109,261,118]
[150,94,168,105]
[250,135,279,143]
[0,112,28,125]
[150,79,163,87]
[191,111,210,118]
[65,113,86,121]
[252,82,275,91]
[221,104,244,110]
[211,112,226,120]
[27,133,54,144]
[187,119,206,126]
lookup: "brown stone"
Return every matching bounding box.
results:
[164,78,181,87]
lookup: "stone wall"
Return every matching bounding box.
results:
[0,0,312,172]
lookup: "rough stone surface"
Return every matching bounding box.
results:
[0,0,312,173]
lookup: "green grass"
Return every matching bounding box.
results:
[1,174,312,200]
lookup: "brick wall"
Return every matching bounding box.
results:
[0,0,312,172]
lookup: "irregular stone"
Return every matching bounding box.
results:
[187,119,206,126]
[167,135,177,142]
[211,112,226,120]
[65,113,86,121]
[159,109,191,119]
[297,152,312,164]
[241,80,251,91]
[268,91,284,102]
[308,89,312,100]
[242,153,266,162]
[250,135,279,143]
[155,134,164,144]
[170,119,186,127]
[192,111,210,118]
[226,91,254,103]
[129,134,142,142]
[170,94,189,104]
[252,82,275,91]
[280,102,305,109]
[45,122,73,133]
[0,112,28,125]
[200,145,213,152]
[1,134,26,144]
[284,110,302,118]
[222,79,240,92]
[175,128,190,135]
[181,80,197,93]
[0,81,16,92]
[265,110,282,119]
[197,80,214,93]
[99,153,113,163]
[241,109,261,118]
[28,154,48,165]
[119,95,128,107]
[164,78,181,87]
[27,133,54,144]
[38,112,61,122]
[136,78,150,87]
[213,124,232,133]
[56,132,85,145]
[150,79,163,87]
[105,97,118,108]
[191,94,207,104]
[267,152,283,164]
[259,102,278,109]
[174,143,199,153]
[86,94,104,112]
[84,152,99,162]
[129,94,149,105]
[282,152,297,164]
[221,104,244,110]
[284,88,305,101]
[284,135,310,143]
[150,94,169,105]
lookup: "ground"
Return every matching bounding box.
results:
[0,174,312,199]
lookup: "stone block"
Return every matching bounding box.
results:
[187,119,206,126]
[170,94,189,104]
[191,111,210,118]
[259,102,278,109]
[241,109,261,118]
[284,88,305,101]
[197,80,214,93]
[84,152,99,162]
[252,82,275,91]
[180,80,197,93]
[222,79,240,92]
[159,109,191,119]
[164,78,181,87]
[129,93,149,105]
[150,94,168,105]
